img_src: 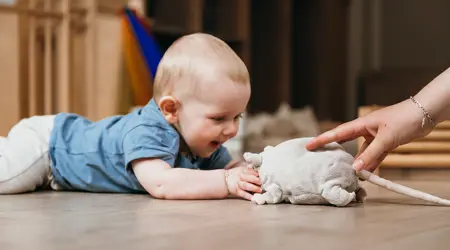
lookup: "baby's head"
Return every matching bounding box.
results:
[153,33,251,158]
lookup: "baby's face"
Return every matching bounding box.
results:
[177,77,250,158]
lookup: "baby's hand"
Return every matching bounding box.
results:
[225,166,262,201]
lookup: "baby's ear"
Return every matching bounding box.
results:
[158,96,180,124]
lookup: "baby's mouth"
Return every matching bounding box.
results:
[210,140,221,148]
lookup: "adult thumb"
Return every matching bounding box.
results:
[352,135,389,171]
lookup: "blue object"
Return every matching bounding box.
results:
[123,7,163,79]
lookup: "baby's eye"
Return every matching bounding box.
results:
[234,113,243,120]
[211,117,225,122]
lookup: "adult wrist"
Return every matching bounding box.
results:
[409,96,436,130]
[414,92,446,125]
[413,67,450,124]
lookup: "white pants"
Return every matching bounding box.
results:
[0,115,59,194]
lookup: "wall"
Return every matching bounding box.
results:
[381,0,450,68]
[346,0,450,120]
[0,13,22,136]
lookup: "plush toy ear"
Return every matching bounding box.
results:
[243,152,262,168]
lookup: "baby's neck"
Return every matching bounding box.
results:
[169,123,198,161]
[177,130,197,161]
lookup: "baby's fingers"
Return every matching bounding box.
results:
[236,187,253,201]
[240,173,261,186]
[238,180,262,194]
[244,167,259,176]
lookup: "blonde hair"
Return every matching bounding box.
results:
[153,33,250,101]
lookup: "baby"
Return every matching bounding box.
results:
[0,33,262,201]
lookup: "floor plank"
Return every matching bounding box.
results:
[0,181,449,250]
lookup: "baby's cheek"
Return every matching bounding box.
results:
[189,125,214,141]
[200,122,221,134]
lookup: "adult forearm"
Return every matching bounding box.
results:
[153,168,229,200]
[414,67,450,124]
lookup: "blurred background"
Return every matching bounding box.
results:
[1,0,450,160]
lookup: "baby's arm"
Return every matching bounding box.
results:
[132,158,260,200]
[124,125,260,200]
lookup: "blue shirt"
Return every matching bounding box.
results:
[48,99,233,193]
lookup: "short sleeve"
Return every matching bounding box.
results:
[200,145,233,170]
[122,125,179,168]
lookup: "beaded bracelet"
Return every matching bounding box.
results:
[410,96,435,129]
[224,169,232,194]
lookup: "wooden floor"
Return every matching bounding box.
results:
[1,181,450,250]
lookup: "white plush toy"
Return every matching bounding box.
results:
[243,137,450,206]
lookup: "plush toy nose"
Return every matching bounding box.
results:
[243,152,262,167]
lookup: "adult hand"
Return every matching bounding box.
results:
[306,99,431,172]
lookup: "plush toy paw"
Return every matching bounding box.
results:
[321,184,356,207]
[343,192,356,206]
[251,193,267,205]
[251,183,283,205]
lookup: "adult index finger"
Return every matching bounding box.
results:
[305,120,366,150]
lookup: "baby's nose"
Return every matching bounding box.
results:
[223,122,238,137]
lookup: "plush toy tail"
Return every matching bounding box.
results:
[357,170,450,206]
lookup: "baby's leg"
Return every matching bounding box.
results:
[0,116,55,194]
